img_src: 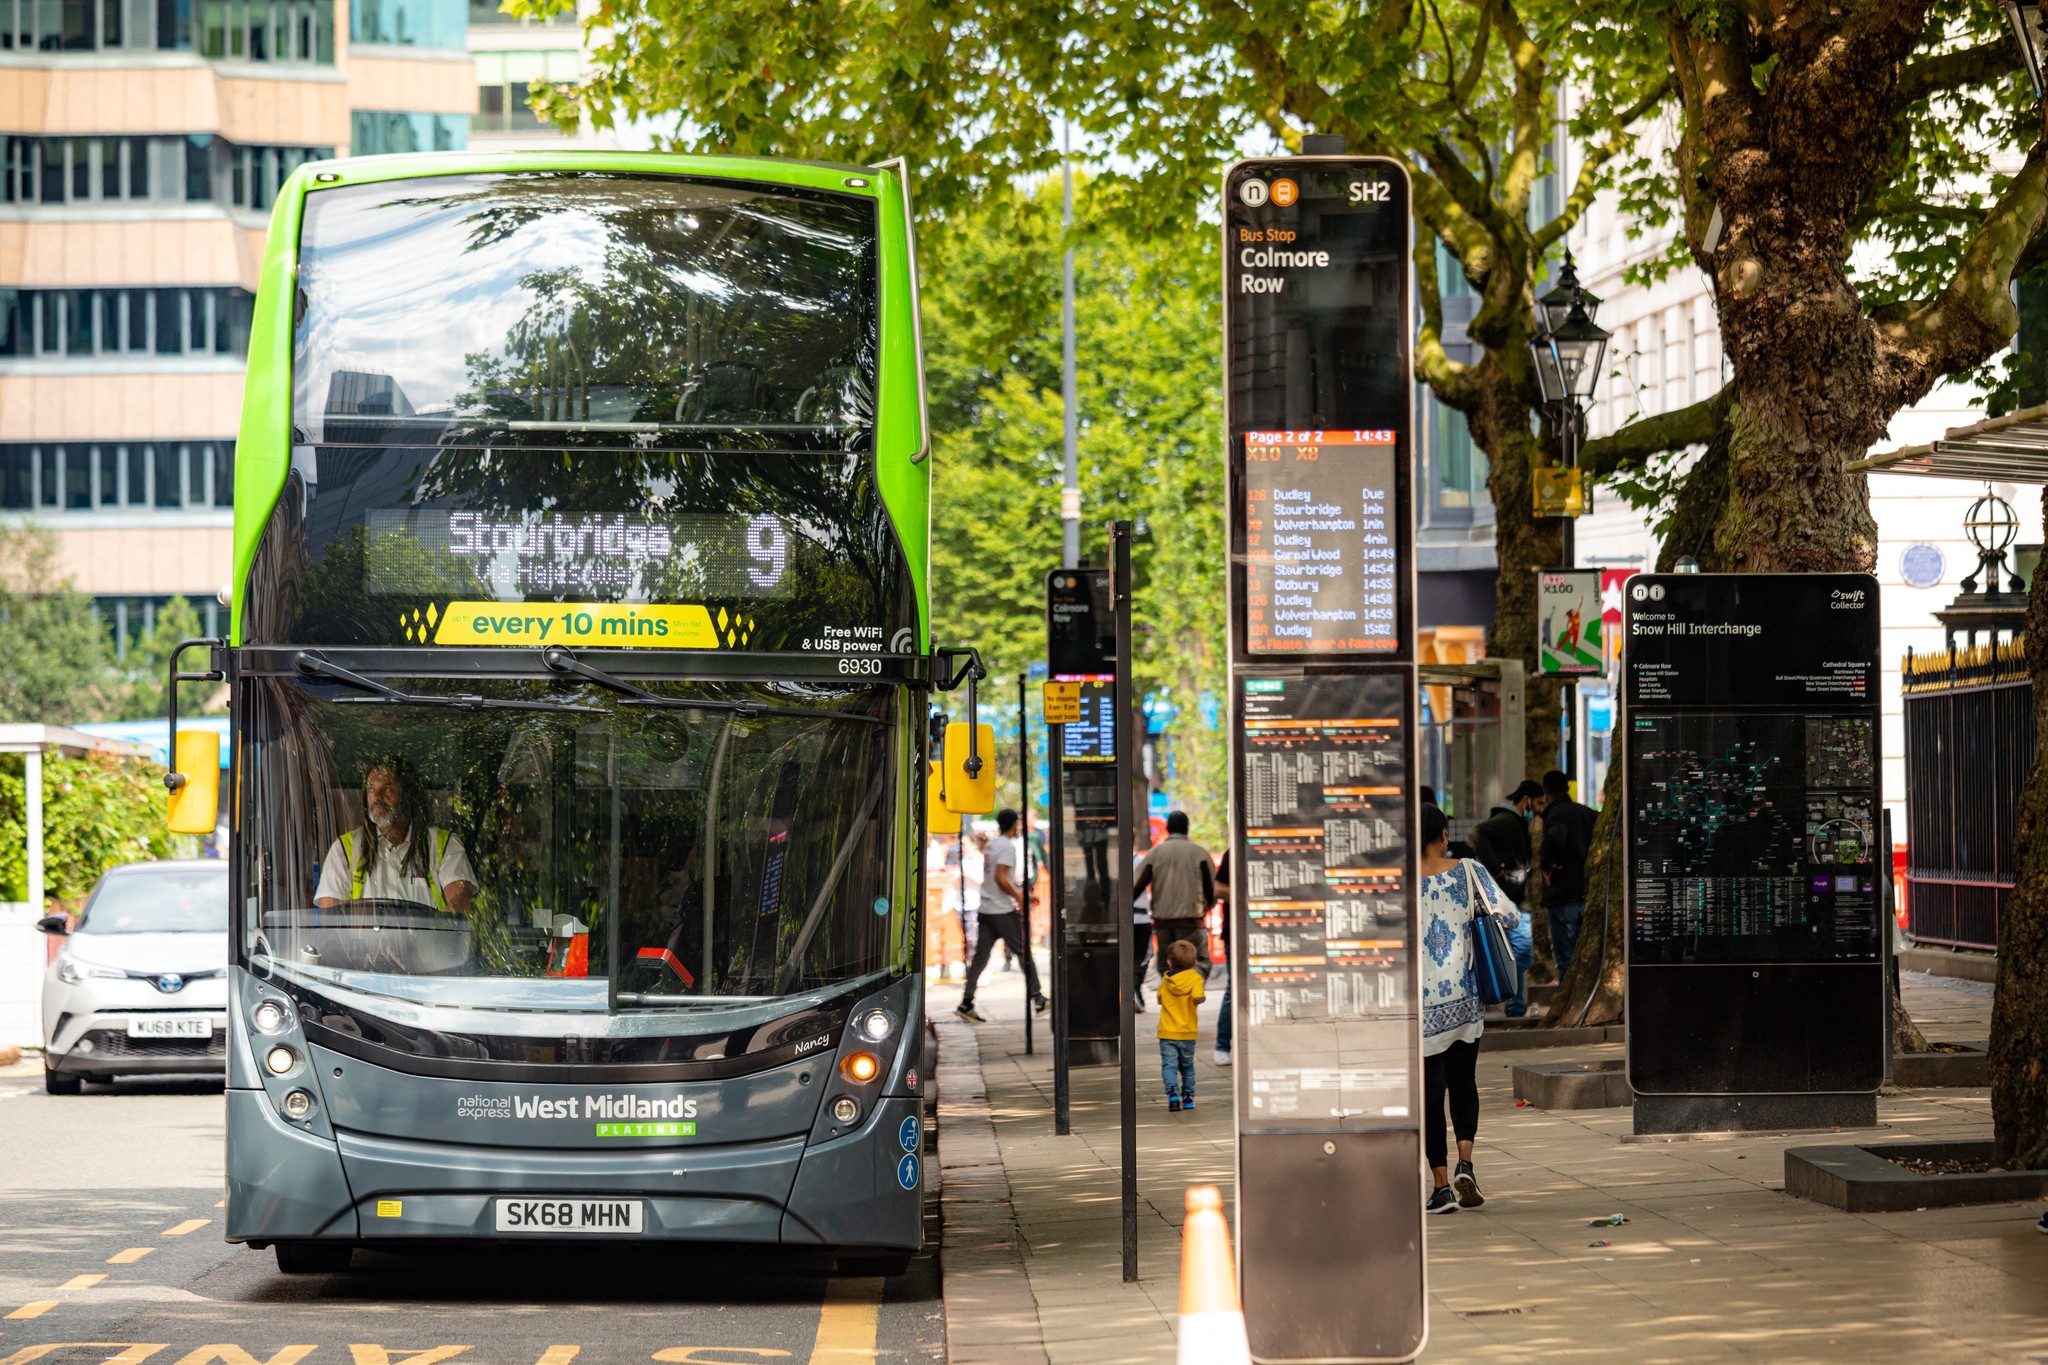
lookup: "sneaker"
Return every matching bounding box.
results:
[954,1003,985,1023]
[1032,994,1049,1015]
[1182,1097,1195,1112]
[1214,1049,1232,1066]
[2038,1211,2047,1235]
[1133,994,1147,1013]
[1454,1160,1484,1208]
[1425,1185,1459,1215]
[1167,1096,1182,1112]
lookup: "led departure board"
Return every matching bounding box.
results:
[1060,680,1117,764]
[1243,431,1399,654]
[1236,672,1414,1127]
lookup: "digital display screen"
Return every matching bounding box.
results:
[1060,681,1117,764]
[1235,672,1415,1129]
[1046,568,1114,678]
[362,508,796,602]
[1243,430,1398,654]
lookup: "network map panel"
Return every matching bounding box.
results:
[1235,670,1414,1129]
[1628,711,1880,963]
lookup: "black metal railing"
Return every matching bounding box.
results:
[1901,639,2034,951]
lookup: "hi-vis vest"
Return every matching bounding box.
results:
[338,828,452,910]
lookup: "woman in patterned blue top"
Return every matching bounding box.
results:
[1418,801,1519,1214]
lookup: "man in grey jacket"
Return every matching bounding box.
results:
[1134,811,1215,977]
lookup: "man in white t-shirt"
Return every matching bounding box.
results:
[315,760,477,915]
[955,809,1046,1020]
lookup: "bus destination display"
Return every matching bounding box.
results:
[1243,431,1399,655]
[1237,672,1412,1127]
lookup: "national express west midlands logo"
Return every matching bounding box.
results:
[712,608,755,649]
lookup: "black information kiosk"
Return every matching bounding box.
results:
[1046,568,1122,1064]
[1623,573,1886,1134]
[1224,156,1424,1364]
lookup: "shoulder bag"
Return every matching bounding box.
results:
[1462,860,1519,1007]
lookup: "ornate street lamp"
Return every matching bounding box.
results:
[1937,489,2029,648]
[1528,251,1612,470]
[1535,249,1603,339]
[2002,0,2048,98]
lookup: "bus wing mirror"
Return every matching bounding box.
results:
[925,760,961,834]
[167,730,220,835]
[943,722,996,814]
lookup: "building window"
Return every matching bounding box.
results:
[350,111,469,154]
[1432,400,1490,515]
[0,442,235,514]
[468,0,562,22]
[2,134,331,209]
[349,0,462,46]
[94,593,225,658]
[0,288,252,359]
[0,0,327,54]
[473,49,578,132]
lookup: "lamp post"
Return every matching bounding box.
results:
[2001,0,2047,98]
[1527,249,1610,782]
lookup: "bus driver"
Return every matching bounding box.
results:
[315,758,478,915]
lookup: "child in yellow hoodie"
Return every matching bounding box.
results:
[1157,938,1206,1112]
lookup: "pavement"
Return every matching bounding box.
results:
[0,1059,946,1365]
[932,963,2048,1364]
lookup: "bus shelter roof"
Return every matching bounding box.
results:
[1852,403,2048,482]
[0,724,155,759]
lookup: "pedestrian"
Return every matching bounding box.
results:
[955,809,1049,1022]
[1471,780,1543,1016]
[1418,802,1516,1213]
[1156,937,1205,1111]
[1536,769,1595,982]
[1131,846,1154,1011]
[1212,849,1232,1066]
[1133,810,1215,979]
[959,830,984,974]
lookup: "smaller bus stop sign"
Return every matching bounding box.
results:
[1041,681,1082,725]
[1046,568,1114,679]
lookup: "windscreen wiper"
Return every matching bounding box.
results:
[540,646,889,726]
[295,653,600,714]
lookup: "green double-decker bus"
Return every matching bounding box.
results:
[190,151,939,1274]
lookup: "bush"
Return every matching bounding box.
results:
[0,752,193,906]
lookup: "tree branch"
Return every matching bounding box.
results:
[1533,75,1675,251]
[1886,134,2048,382]
[1900,37,2021,103]
[1414,228,1477,407]
[1491,0,1546,222]
[1580,383,1735,480]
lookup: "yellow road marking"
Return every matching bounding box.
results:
[348,1348,472,1365]
[533,1350,578,1365]
[807,1277,882,1364]
[57,1276,105,1291]
[161,1220,210,1237]
[172,1347,318,1365]
[108,1248,155,1264]
[0,1345,167,1365]
[651,1353,790,1363]
[5,1303,57,1321]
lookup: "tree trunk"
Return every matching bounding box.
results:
[1992,504,2048,1170]
[1470,370,1565,778]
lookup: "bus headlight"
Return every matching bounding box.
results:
[831,1096,860,1125]
[252,999,292,1034]
[264,1046,298,1076]
[281,1089,314,1120]
[857,1009,894,1043]
[841,1052,881,1084]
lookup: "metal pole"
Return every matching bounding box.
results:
[1111,520,1138,1283]
[1061,122,1081,569]
[1561,403,1579,786]
[1020,672,1034,1056]
[1048,721,1071,1135]
[25,748,43,915]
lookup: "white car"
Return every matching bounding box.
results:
[38,859,230,1094]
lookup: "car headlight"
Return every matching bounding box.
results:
[55,957,124,986]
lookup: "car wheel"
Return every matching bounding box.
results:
[42,1065,81,1096]
[274,1241,354,1274]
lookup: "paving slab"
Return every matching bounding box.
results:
[933,960,2048,1363]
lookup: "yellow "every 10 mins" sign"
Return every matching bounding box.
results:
[405,601,753,650]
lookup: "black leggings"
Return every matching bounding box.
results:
[1424,1038,1480,1171]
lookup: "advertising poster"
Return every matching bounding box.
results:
[1537,568,1602,676]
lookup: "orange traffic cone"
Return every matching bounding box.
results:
[1178,1184,1251,1365]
